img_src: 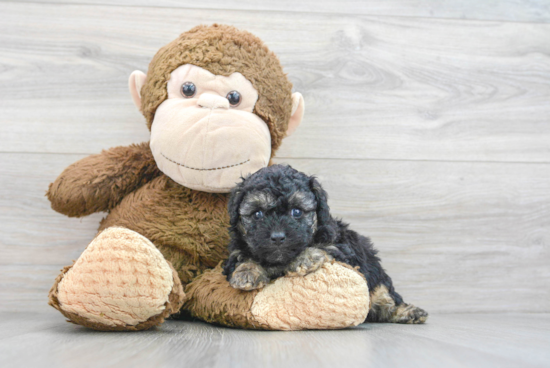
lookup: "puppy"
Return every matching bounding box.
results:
[223,165,428,324]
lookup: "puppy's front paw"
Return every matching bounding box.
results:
[286,248,329,277]
[229,262,269,291]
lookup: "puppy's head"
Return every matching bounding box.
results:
[228,165,338,267]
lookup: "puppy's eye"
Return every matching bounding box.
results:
[291,208,303,218]
[181,82,196,98]
[253,210,263,220]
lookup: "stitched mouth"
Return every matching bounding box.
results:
[161,152,250,171]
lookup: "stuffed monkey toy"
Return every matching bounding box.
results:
[47,24,370,331]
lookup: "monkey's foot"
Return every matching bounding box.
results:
[185,261,370,330]
[49,227,185,331]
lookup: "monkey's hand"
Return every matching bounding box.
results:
[229,261,269,291]
[286,248,331,277]
[47,142,161,217]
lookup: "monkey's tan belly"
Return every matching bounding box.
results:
[99,175,230,284]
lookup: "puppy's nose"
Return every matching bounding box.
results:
[270,232,286,244]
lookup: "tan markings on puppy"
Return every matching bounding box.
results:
[286,248,330,277]
[369,285,397,322]
[229,250,244,263]
[369,285,428,324]
[239,191,276,216]
[230,261,269,291]
[288,191,316,212]
[311,212,318,233]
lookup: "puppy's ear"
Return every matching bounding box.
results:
[228,180,247,229]
[310,177,338,243]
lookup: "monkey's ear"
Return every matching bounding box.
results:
[286,92,305,137]
[129,70,147,110]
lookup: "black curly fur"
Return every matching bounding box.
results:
[223,165,428,324]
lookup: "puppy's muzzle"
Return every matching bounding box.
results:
[270,231,286,245]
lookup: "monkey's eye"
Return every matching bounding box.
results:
[291,208,303,218]
[253,210,263,220]
[226,91,241,106]
[181,82,196,98]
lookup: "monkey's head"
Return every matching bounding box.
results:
[128,24,304,193]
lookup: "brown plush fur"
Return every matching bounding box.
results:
[47,25,298,330]
[98,172,231,285]
[47,141,231,283]
[183,264,270,330]
[141,24,293,155]
[184,261,369,330]
[47,142,161,218]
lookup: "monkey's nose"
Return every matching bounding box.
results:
[197,93,229,109]
[270,232,286,244]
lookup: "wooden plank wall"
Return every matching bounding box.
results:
[0,1,549,314]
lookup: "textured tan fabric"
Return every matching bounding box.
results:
[49,261,186,331]
[250,262,370,330]
[56,227,179,328]
[184,261,369,330]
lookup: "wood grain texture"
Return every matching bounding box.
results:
[1,1,549,321]
[0,311,549,368]
[1,153,549,313]
[1,3,550,162]
[7,0,550,23]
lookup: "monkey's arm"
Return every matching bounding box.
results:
[47,142,161,217]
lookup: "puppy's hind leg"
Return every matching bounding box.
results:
[321,244,427,324]
[367,285,428,324]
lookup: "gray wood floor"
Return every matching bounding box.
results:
[0,311,549,368]
[1,0,549,314]
[1,1,549,367]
